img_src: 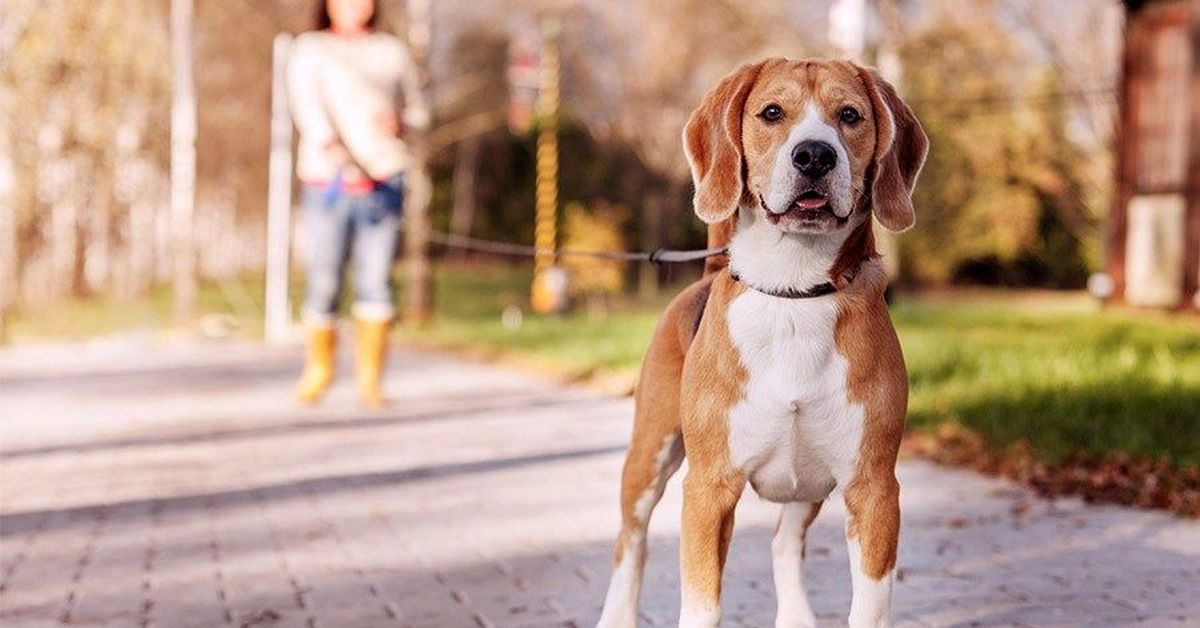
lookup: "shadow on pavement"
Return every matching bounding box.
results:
[0,357,300,395]
[3,494,1194,627]
[0,393,600,460]
[0,443,626,536]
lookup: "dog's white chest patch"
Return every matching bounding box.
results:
[725,290,864,503]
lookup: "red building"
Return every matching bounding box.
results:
[1109,0,1200,309]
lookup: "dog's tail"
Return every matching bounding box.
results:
[703,217,735,276]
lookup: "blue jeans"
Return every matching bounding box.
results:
[301,175,404,324]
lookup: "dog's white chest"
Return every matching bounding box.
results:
[725,291,864,503]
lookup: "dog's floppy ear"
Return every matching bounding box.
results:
[683,61,767,224]
[858,66,928,232]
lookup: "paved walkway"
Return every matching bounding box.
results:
[1,339,1198,627]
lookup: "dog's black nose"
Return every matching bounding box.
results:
[792,141,837,178]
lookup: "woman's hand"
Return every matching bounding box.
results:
[322,139,351,166]
[375,110,402,137]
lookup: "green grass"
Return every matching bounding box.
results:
[8,263,1199,467]
[402,266,1200,467]
[894,296,1200,466]
[3,274,281,341]
[394,263,668,377]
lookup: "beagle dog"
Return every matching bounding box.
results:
[596,58,928,628]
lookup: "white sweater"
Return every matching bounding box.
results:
[288,30,429,183]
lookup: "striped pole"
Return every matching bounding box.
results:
[531,16,561,312]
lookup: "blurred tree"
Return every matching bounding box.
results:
[999,0,1118,269]
[899,5,1097,287]
[3,0,171,307]
[0,0,1120,328]
[561,200,629,314]
[583,0,806,295]
[435,25,511,255]
[0,0,38,337]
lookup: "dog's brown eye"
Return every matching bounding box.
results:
[839,106,862,124]
[758,104,784,123]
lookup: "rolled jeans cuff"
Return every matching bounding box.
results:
[352,302,395,322]
[301,309,337,328]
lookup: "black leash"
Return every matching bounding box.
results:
[427,228,858,299]
[427,229,728,265]
[427,229,848,297]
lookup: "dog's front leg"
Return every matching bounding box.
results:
[843,472,900,628]
[679,470,743,628]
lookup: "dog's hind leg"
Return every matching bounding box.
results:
[597,353,689,626]
[596,400,684,626]
[597,277,712,628]
[772,501,822,628]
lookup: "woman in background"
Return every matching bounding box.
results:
[288,0,428,407]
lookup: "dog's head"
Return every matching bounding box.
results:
[684,58,927,236]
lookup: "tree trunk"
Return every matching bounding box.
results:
[0,124,15,343]
[50,180,79,300]
[448,135,480,260]
[403,0,434,325]
[84,182,112,294]
[1181,0,1200,309]
[71,199,87,296]
[638,192,663,299]
[129,190,155,296]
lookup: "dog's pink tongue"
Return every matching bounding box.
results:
[795,195,827,209]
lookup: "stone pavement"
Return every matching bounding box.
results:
[1,338,1198,627]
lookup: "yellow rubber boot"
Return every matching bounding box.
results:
[354,317,391,408]
[295,325,336,404]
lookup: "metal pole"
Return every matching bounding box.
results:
[265,33,294,343]
[170,0,198,323]
[531,15,561,313]
[873,0,904,281]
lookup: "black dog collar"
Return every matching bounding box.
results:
[728,270,838,299]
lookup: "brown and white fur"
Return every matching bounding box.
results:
[595,58,928,628]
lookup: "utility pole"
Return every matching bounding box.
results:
[264,33,294,343]
[829,0,904,281]
[403,0,434,325]
[170,0,198,324]
[874,0,905,281]
[876,0,904,82]
[530,15,563,314]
